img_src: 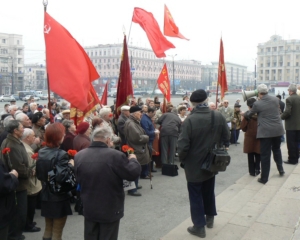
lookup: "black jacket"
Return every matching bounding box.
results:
[36,147,73,202]
[74,141,141,223]
[0,161,18,228]
[157,112,181,138]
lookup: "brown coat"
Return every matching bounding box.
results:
[240,114,260,154]
[73,134,91,152]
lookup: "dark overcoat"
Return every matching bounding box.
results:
[240,114,260,154]
[281,93,300,130]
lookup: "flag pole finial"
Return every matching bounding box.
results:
[43,0,48,11]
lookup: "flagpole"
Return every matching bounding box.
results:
[216,83,219,107]
[127,20,133,43]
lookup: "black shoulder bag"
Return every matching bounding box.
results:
[201,111,231,173]
[48,150,77,194]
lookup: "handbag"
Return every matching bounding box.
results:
[201,111,231,173]
[48,150,77,194]
[162,164,179,177]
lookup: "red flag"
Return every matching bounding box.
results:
[164,5,189,40]
[157,63,171,102]
[132,7,175,58]
[44,12,100,111]
[101,82,108,105]
[115,35,134,119]
[217,38,228,100]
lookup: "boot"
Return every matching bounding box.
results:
[206,215,214,228]
[187,226,206,238]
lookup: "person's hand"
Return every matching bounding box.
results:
[34,137,40,145]
[128,154,136,160]
[68,159,74,166]
[10,169,18,178]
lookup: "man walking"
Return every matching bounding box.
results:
[244,84,285,184]
[281,84,300,165]
[178,89,230,238]
[75,126,141,240]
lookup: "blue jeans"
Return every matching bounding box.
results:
[188,177,217,227]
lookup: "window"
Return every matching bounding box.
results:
[272,47,277,52]
[260,64,263,67]
[2,39,6,43]
[104,51,106,56]
[296,69,299,73]
[95,51,97,56]
[91,52,93,57]
[287,69,290,73]
[273,62,276,67]
[267,63,270,67]
[18,58,22,64]
[267,47,271,52]
[297,62,299,66]
[18,49,22,55]
[279,46,283,51]
[0,48,8,54]
[287,62,290,66]
[17,40,20,45]
[0,67,8,72]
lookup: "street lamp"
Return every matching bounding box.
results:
[169,54,177,95]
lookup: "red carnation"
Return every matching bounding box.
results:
[31,153,39,160]
[2,148,10,154]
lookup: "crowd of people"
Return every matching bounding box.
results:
[1,83,300,239]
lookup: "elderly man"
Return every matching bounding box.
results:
[27,102,38,120]
[218,99,233,149]
[208,102,216,110]
[15,112,32,128]
[0,103,10,118]
[21,128,42,232]
[100,107,120,145]
[281,84,300,165]
[142,104,148,114]
[31,112,46,152]
[7,105,18,119]
[244,84,285,184]
[124,106,151,196]
[1,120,30,240]
[117,105,130,146]
[178,89,230,238]
[75,126,141,240]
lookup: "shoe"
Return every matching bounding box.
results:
[279,171,285,176]
[206,216,214,228]
[137,185,142,189]
[255,170,261,176]
[151,169,157,172]
[257,178,267,184]
[249,173,255,176]
[128,192,142,197]
[141,176,150,179]
[187,226,206,238]
[284,161,298,165]
[24,226,41,232]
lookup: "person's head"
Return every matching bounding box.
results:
[8,105,18,116]
[50,102,56,110]
[234,103,241,112]
[45,122,65,147]
[37,105,43,112]
[5,120,24,139]
[147,107,156,118]
[10,100,16,106]
[22,103,28,113]
[130,106,142,120]
[223,100,229,107]
[21,128,35,145]
[76,122,91,136]
[154,96,159,102]
[137,97,143,104]
[62,119,76,133]
[99,107,113,122]
[183,96,189,101]
[208,102,216,110]
[166,103,173,112]
[142,105,148,113]
[288,84,297,95]
[246,98,256,109]
[32,112,46,127]
[60,101,68,110]
[120,105,130,117]
[178,106,187,115]
[92,125,113,146]
[42,108,50,119]
[257,84,268,98]
[276,94,282,100]
[236,98,240,103]
[148,100,155,108]
[4,103,10,113]
[30,102,37,112]
[15,112,32,128]
[190,89,208,108]
[27,96,34,104]
[62,110,70,120]
[146,98,151,105]
[91,117,104,130]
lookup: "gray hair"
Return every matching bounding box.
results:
[5,120,20,133]
[21,128,34,140]
[3,115,14,127]
[8,105,18,112]
[288,84,297,93]
[92,125,112,140]
[15,112,28,122]
[257,84,268,94]
[99,107,111,118]
[62,119,74,130]
[29,102,37,110]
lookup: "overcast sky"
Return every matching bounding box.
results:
[1,0,300,70]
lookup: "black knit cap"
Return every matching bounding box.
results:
[129,106,142,113]
[190,89,207,102]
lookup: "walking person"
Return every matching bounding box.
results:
[244,84,285,184]
[230,103,242,144]
[178,89,230,238]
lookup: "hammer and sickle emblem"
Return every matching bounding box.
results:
[44,24,51,34]
[162,69,166,75]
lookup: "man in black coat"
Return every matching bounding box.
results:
[74,125,141,240]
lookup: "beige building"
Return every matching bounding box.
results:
[0,33,24,94]
[23,64,47,90]
[257,35,300,84]
[84,44,202,92]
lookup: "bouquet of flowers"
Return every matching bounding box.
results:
[121,145,134,154]
[67,149,77,160]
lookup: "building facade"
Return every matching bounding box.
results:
[84,44,202,93]
[257,35,300,84]
[23,64,47,90]
[0,33,24,94]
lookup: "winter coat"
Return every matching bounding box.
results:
[281,93,300,130]
[140,114,155,143]
[241,114,260,154]
[60,131,76,152]
[124,115,151,165]
[117,113,128,146]
[157,112,181,138]
[73,134,91,152]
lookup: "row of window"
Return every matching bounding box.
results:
[260,46,300,52]
[0,49,23,56]
[1,39,20,44]
[261,69,300,74]
[0,67,23,73]
[260,76,300,81]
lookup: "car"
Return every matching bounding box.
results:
[23,95,40,101]
[0,95,16,102]
[134,90,148,96]
[11,95,20,101]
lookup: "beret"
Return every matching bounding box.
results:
[129,106,142,113]
[190,89,207,102]
[76,122,90,134]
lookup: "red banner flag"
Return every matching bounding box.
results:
[101,82,108,106]
[164,5,189,40]
[44,12,100,111]
[217,38,228,100]
[115,35,134,119]
[132,7,175,58]
[157,63,171,102]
